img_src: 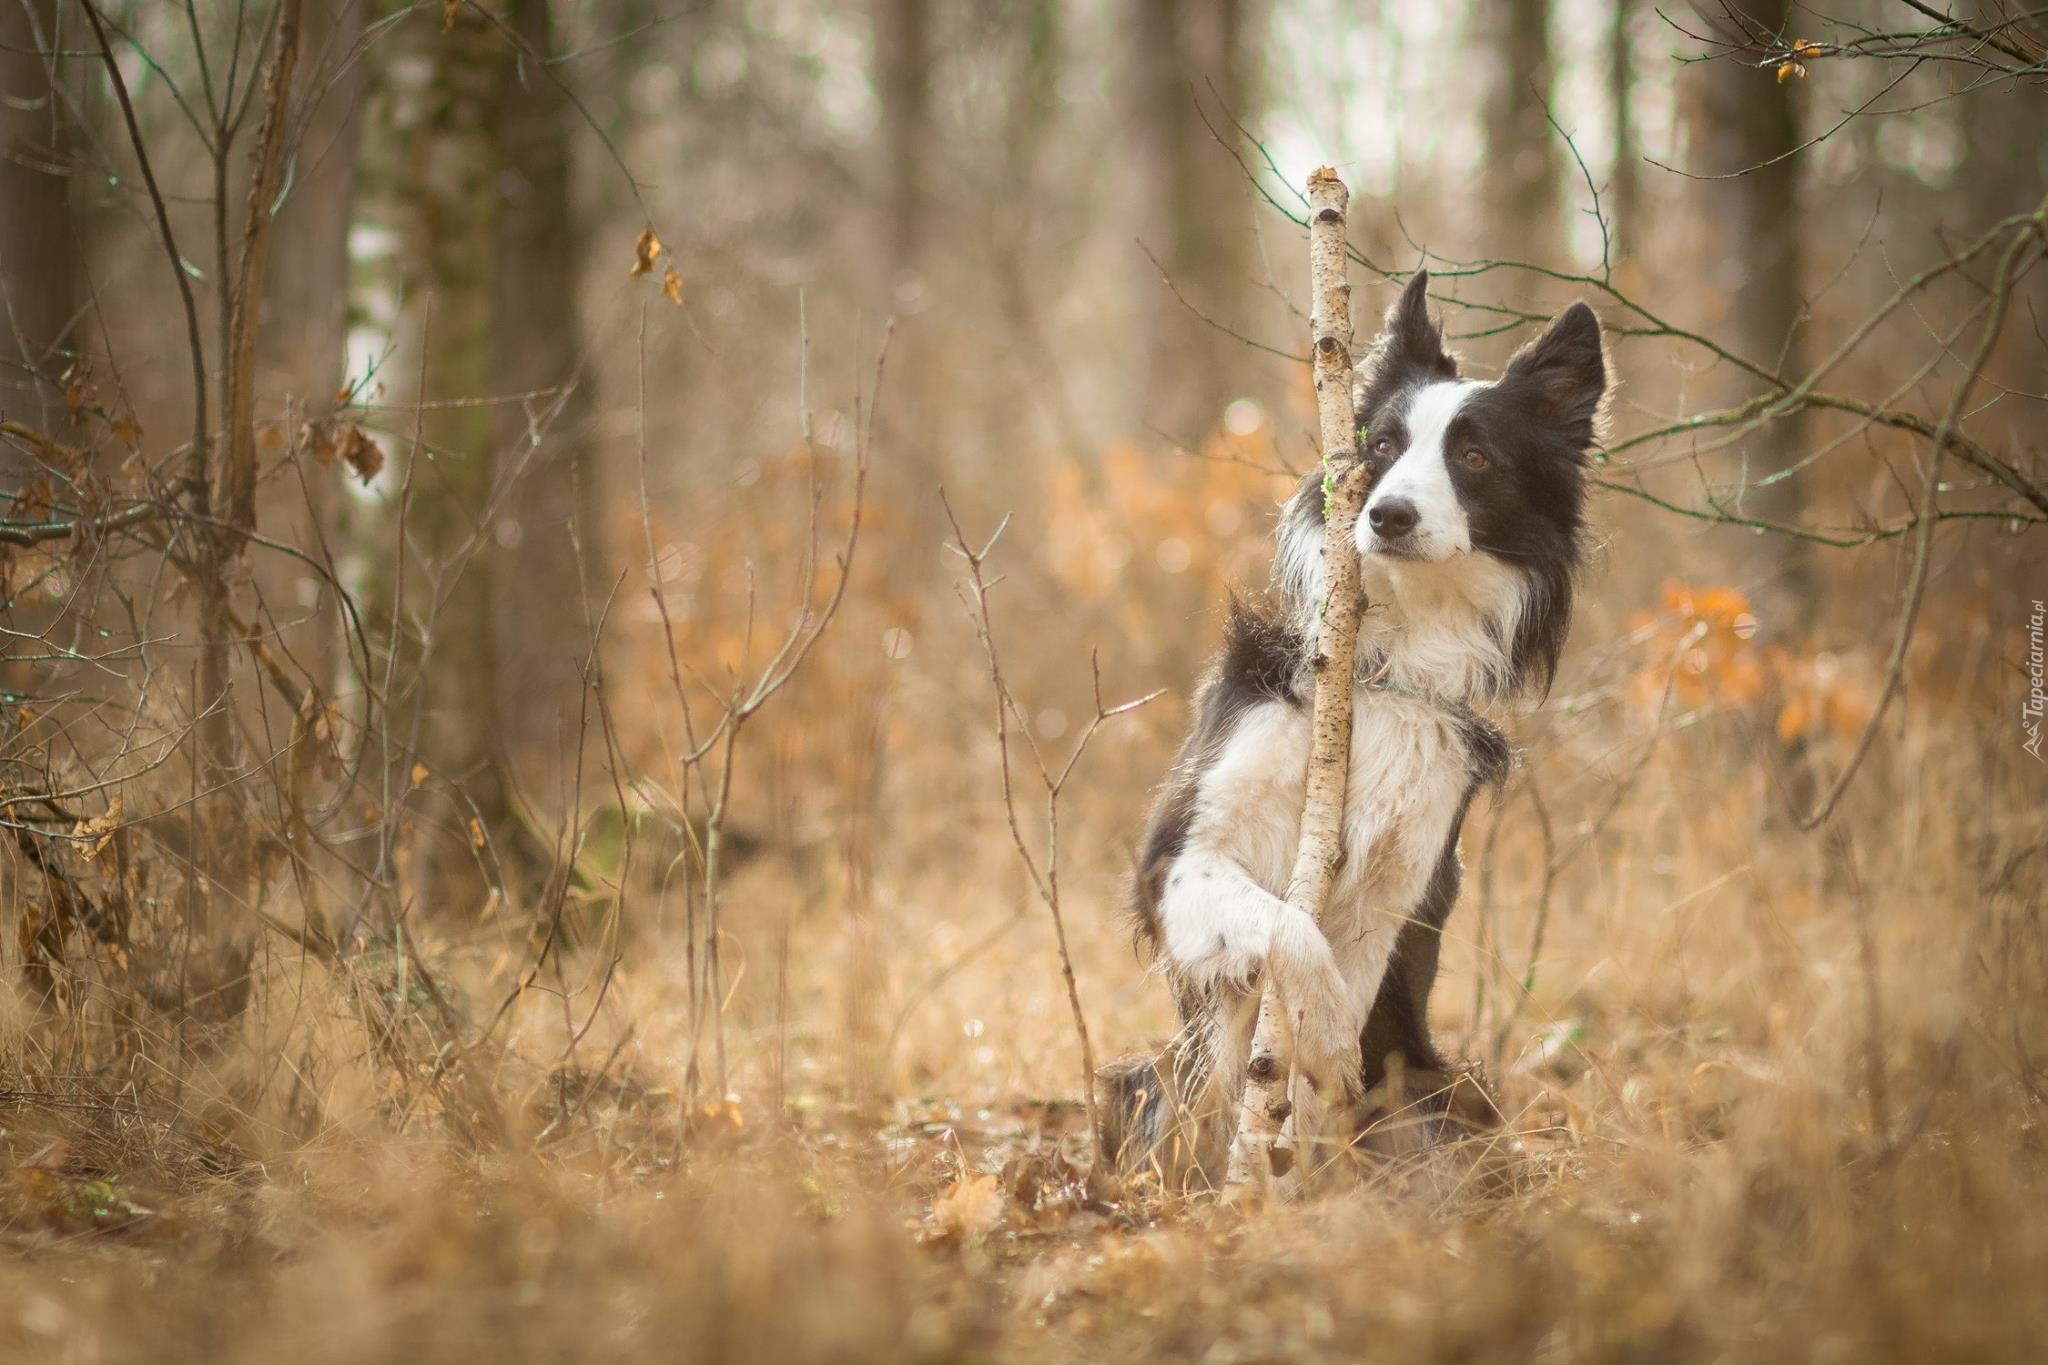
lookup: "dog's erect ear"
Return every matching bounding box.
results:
[1380,270,1456,378]
[1500,301,1606,443]
[1388,271,1452,368]
[1354,270,1457,410]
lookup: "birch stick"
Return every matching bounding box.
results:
[1224,167,1368,1197]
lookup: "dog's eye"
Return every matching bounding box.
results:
[1373,436,1394,456]
[1461,448,1490,471]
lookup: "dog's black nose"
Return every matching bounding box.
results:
[1368,497,1418,538]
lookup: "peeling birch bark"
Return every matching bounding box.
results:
[1224,167,1367,1197]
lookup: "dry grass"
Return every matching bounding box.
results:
[2,446,2044,1362]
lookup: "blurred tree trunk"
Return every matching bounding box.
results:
[1126,0,1256,442]
[263,0,367,694]
[990,0,1089,453]
[266,0,366,412]
[869,0,939,475]
[490,0,604,815]
[873,0,930,287]
[378,6,518,909]
[1683,0,1811,632]
[1480,0,1560,263]
[1608,0,1640,268]
[0,0,74,440]
[1957,6,2048,542]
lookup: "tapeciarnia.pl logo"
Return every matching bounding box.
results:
[2026,598,2046,762]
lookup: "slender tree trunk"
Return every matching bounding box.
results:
[490,0,604,821]
[0,0,75,442]
[1226,169,1367,1198]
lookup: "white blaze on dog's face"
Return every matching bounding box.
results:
[1356,379,1484,563]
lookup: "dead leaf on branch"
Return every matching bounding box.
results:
[73,793,124,863]
[630,226,663,278]
[336,425,384,484]
[13,479,53,522]
[305,418,386,485]
[662,263,684,306]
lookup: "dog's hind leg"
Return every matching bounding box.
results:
[1098,1008,1245,1190]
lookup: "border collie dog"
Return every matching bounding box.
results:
[1103,271,1607,1185]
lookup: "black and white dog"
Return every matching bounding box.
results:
[1103,271,1606,1184]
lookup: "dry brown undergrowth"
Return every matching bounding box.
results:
[2,677,2043,1362]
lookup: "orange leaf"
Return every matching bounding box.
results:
[662,263,684,306]
[1776,695,1812,743]
[630,226,662,278]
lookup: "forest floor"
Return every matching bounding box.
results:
[2,717,2045,1363]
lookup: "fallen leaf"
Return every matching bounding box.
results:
[932,1173,1004,1241]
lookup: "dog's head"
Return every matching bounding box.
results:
[1351,271,1605,573]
